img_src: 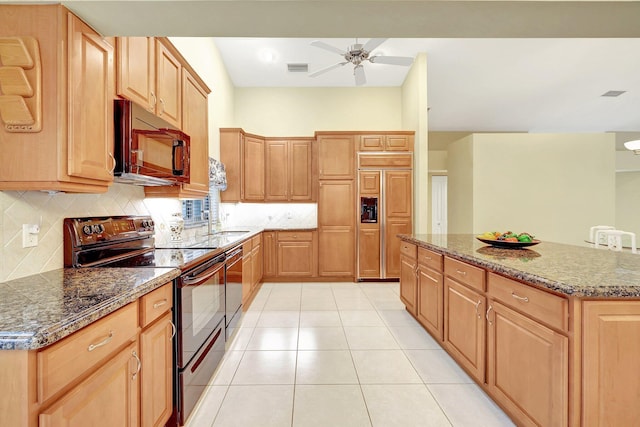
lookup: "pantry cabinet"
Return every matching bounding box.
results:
[0,5,115,193]
[318,180,355,277]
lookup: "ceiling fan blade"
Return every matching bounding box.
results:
[310,40,345,56]
[354,65,366,86]
[362,38,387,53]
[369,55,414,66]
[308,62,348,78]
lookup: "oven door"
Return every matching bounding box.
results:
[176,254,225,368]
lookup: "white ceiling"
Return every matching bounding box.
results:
[215,37,640,132]
[59,1,640,133]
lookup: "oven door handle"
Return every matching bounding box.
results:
[182,263,224,287]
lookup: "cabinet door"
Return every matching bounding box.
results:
[358,227,380,278]
[317,135,354,179]
[265,140,288,201]
[318,180,355,227]
[39,342,140,427]
[399,254,417,315]
[220,130,242,202]
[444,277,486,382]
[289,140,313,201]
[277,241,314,276]
[67,13,114,183]
[486,301,568,427]
[384,170,412,218]
[243,136,265,201]
[582,301,640,427]
[263,231,277,277]
[116,37,155,111]
[359,135,385,151]
[318,227,355,277]
[359,170,380,195]
[251,245,261,288]
[242,254,252,303]
[140,313,173,427]
[385,134,413,151]
[179,68,209,196]
[417,266,443,341]
[155,40,181,129]
[384,218,412,278]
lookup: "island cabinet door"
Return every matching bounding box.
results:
[582,301,640,427]
[443,277,486,383]
[417,266,443,341]
[399,254,417,315]
[486,300,568,427]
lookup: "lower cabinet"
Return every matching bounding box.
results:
[486,300,568,427]
[140,312,173,427]
[251,234,263,290]
[443,277,486,383]
[241,233,264,308]
[39,341,140,427]
[417,266,443,341]
[399,253,417,315]
[277,231,315,276]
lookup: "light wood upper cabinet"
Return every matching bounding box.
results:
[243,135,265,201]
[289,140,313,200]
[0,5,115,193]
[317,134,355,180]
[116,37,155,111]
[155,40,182,129]
[265,140,289,201]
[220,129,243,202]
[582,301,640,427]
[358,133,414,152]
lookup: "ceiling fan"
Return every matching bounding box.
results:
[308,38,414,86]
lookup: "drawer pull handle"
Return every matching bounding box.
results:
[414,266,419,279]
[153,299,168,309]
[88,331,113,352]
[170,321,177,340]
[486,304,493,325]
[511,292,529,303]
[456,269,467,276]
[424,256,432,261]
[474,300,482,318]
[131,350,141,380]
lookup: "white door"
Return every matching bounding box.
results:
[431,175,448,234]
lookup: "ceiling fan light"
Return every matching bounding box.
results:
[624,140,640,154]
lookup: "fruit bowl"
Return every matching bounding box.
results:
[476,236,541,248]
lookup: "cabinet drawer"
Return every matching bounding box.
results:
[400,241,417,259]
[444,256,485,291]
[488,273,568,331]
[278,231,313,241]
[140,283,173,328]
[37,301,138,403]
[251,233,262,248]
[418,247,442,272]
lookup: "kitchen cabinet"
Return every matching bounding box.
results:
[139,284,174,427]
[145,66,211,198]
[582,301,640,426]
[243,135,265,201]
[39,341,140,427]
[265,139,313,202]
[318,180,355,277]
[263,231,277,277]
[316,134,355,180]
[384,218,413,278]
[220,129,243,202]
[416,248,444,341]
[358,225,381,278]
[251,234,263,290]
[358,133,414,152]
[399,241,418,315]
[116,37,181,129]
[443,271,486,383]
[241,234,264,307]
[277,231,316,276]
[0,5,115,193]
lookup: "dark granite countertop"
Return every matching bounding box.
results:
[0,267,180,350]
[399,234,640,298]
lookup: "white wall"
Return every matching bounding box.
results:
[234,87,402,136]
[448,133,616,246]
[401,53,429,233]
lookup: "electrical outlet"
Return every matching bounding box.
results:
[22,224,39,248]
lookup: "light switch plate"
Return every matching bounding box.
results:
[22,224,38,248]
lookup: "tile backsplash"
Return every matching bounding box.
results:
[1,185,317,282]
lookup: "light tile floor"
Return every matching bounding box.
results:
[185,282,515,427]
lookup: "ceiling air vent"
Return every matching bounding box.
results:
[287,63,309,73]
[601,90,626,97]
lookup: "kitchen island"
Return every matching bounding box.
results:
[398,234,640,427]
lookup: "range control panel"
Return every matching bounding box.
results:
[65,216,155,247]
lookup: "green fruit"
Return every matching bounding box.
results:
[517,234,532,243]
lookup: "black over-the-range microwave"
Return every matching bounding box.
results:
[114,99,191,186]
